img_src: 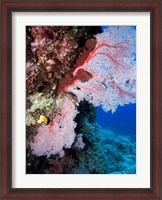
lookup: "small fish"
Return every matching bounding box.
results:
[37,115,50,125]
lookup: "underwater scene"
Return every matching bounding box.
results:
[26,26,136,174]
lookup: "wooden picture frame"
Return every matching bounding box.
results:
[0,0,161,199]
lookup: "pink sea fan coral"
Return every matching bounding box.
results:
[65,26,136,112]
[30,95,78,157]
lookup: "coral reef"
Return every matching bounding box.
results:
[26,26,136,174]
[26,92,55,126]
[72,119,136,174]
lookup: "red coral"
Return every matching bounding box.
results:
[57,38,96,93]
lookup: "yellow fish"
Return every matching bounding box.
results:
[37,115,48,124]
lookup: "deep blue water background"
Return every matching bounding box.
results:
[96,104,136,136]
[101,26,136,31]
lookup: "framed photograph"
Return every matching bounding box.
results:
[1,0,161,199]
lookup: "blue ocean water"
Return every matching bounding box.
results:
[96,104,136,136]
[101,26,136,31]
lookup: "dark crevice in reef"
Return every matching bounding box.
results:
[74,100,96,134]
